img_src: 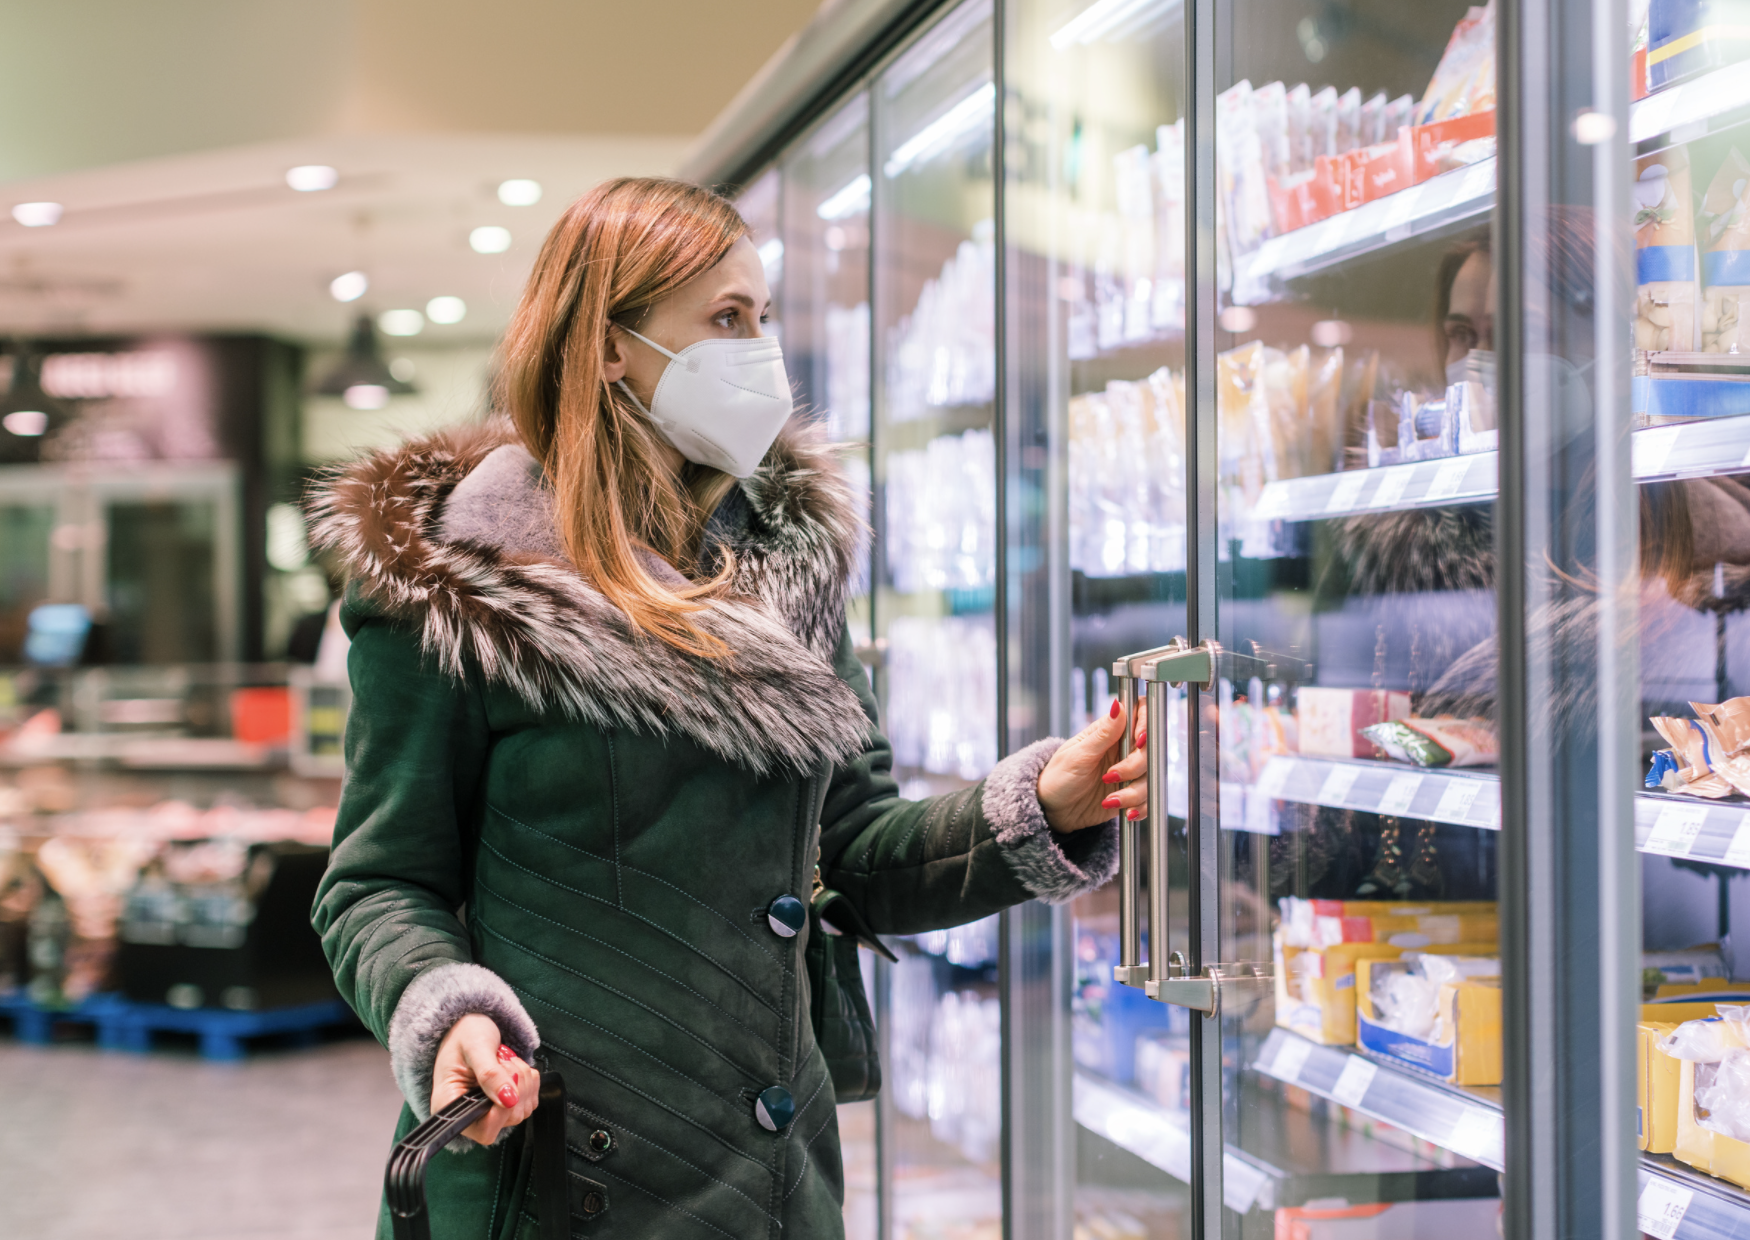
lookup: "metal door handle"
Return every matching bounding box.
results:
[1107,641,1185,988]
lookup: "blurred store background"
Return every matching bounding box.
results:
[0,5,834,1240]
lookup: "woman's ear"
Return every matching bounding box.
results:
[602,324,629,384]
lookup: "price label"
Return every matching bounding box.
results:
[1433,779,1484,823]
[1645,802,1709,857]
[1369,465,1413,509]
[1446,1105,1503,1165]
[1423,456,1473,501]
[1255,759,1294,799]
[1631,91,1677,143]
[1329,1056,1378,1108]
[1633,425,1683,478]
[1724,814,1750,869]
[1377,773,1423,816]
[1311,213,1353,257]
[1317,764,1362,807]
[1324,471,1369,514]
[1270,1035,1313,1083]
[1379,186,1422,235]
[1637,1175,1694,1239]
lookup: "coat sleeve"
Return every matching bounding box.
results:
[816,626,1118,935]
[310,610,538,1118]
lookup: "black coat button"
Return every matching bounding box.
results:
[755,1085,794,1132]
[588,1128,613,1154]
[766,894,806,938]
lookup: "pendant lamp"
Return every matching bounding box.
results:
[316,314,416,410]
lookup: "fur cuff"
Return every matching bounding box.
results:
[983,738,1120,905]
[388,961,540,1122]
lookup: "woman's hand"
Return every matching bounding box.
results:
[430,1013,540,1145]
[1037,699,1148,832]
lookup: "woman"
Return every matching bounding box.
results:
[310,177,1146,1240]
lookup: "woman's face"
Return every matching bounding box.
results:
[1444,249,1496,364]
[605,235,773,406]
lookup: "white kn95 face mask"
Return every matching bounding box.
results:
[615,325,793,478]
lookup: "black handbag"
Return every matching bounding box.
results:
[807,868,895,1104]
[386,1061,580,1240]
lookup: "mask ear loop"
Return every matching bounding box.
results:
[610,320,672,419]
[616,379,653,417]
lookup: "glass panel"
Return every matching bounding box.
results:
[784,93,875,642]
[737,168,786,340]
[1213,3,1504,1236]
[105,500,217,663]
[0,503,55,664]
[872,4,1001,1238]
[1008,0,1193,1235]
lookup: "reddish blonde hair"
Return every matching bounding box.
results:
[499,177,746,657]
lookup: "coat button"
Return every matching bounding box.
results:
[588,1128,613,1154]
[754,1085,795,1132]
[766,894,806,938]
[581,1190,606,1215]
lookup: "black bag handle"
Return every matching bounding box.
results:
[387,1067,572,1240]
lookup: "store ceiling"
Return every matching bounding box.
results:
[0,0,824,343]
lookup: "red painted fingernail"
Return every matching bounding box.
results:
[1102,771,1122,784]
[496,1045,516,1062]
[1110,699,1121,719]
[1127,808,1142,820]
[1135,730,1146,749]
[1102,795,1122,809]
[497,1086,519,1108]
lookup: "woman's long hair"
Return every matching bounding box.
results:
[499,177,747,658]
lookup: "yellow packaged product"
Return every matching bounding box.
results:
[1355,953,1502,1085]
[1662,1007,1750,1184]
[1640,1021,1683,1152]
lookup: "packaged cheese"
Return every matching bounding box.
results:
[1636,147,1699,352]
[1297,687,1411,758]
[1702,147,1750,353]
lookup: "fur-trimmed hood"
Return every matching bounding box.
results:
[307,418,873,778]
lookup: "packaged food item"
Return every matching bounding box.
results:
[1335,86,1362,154]
[1649,695,1750,797]
[1649,0,1750,91]
[1286,83,1313,174]
[1417,3,1498,124]
[1359,91,1387,147]
[1646,947,1731,993]
[1308,85,1338,160]
[1276,935,1409,1045]
[1278,896,1499,949]
[1151,120,1186,331]
[1385,93,1415,138]
[1216,81,1276,256]
[1361,716,1498,768]
[1297,687,1411,758]
[1356,952,1502,1084]
[1702,147,1750,353]
[1636,147,1700,353]
[1642,1020,1686,1151]
[1252,80,1290,182]
[1665,1005,1750,1185]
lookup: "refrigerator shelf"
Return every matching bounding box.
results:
[1250,412,1750,524]
[1631,57,1750,147]
[1233,158,1494,301]
[1638,1156,1750,1239]
[1252,756,1750,870]
[1074,1068,1498,1213]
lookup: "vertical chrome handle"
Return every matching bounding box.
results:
[1109,642,1186,990]
[1145,676,1170,993]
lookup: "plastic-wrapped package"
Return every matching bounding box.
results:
[1417,3,1498,124]
[1216,81,1275,255]
[1635,147,1699,353]
[1361,716,1499,767]
[1307,86,1338,162]
[1151,120,1186,331]
[1113,143,1157,343]
[1359,91,1387,147]
[1386,93,1415,138]
[1305,346,1345,477]
[1335,86,1362,154]
[1369,952,1501,1040]
[1702,146,1750,353]
[1286,83,1313,174]
[1649,696,1750,797]
[1252,80,1291,182]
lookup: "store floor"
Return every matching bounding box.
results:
[0,1034,403,1240]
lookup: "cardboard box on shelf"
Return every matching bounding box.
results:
[1409,110,1496,183]
[1640,1021,1685,1152]
[1280,897,1498,948]
[1355,955,1502,1085]
[1675,1054,1750,1186]
[1275,930,1498,1046]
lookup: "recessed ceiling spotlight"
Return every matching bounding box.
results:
[343,384,390,410]
[389,357,416,382]
[469,225,512,254]
[497,179,542,206]
[286,165,339,192]
[12,203,62,227]
[378,308,425,337]
[3,409,47,436]
[425,296,466,324]
[329,270,369,302]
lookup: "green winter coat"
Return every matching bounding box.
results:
[309,420,1116,1240]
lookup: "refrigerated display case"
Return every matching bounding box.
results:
[685,0,1750,1235]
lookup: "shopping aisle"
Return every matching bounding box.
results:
[0,1036,403,1240]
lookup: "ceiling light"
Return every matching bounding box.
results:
[1219,305,1257,333]
[1050,0,1178,49]
[316,315,417,407]
[497,179,542,206]
[329,270,368,302]
[817,174,871,221]
[3,409,46,436]
[883,82,995,178]
[470,225,512,254]
[378,309,425,336]
[0,345,62,462]
[12,202,62,227]
[344,384,390,410]
[1310,319,1353,347]
[425,296,466,324]
[286,165,339,192]
[389,357,416,382]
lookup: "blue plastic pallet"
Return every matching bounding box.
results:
[0,990,356,1061]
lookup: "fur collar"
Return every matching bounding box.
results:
[307,418,872,778]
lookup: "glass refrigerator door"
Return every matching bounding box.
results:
[872,4,1002,1238]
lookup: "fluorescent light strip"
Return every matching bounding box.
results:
[1049,0,1178,50]
[883,82,995,179]
[817,174,872,221]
